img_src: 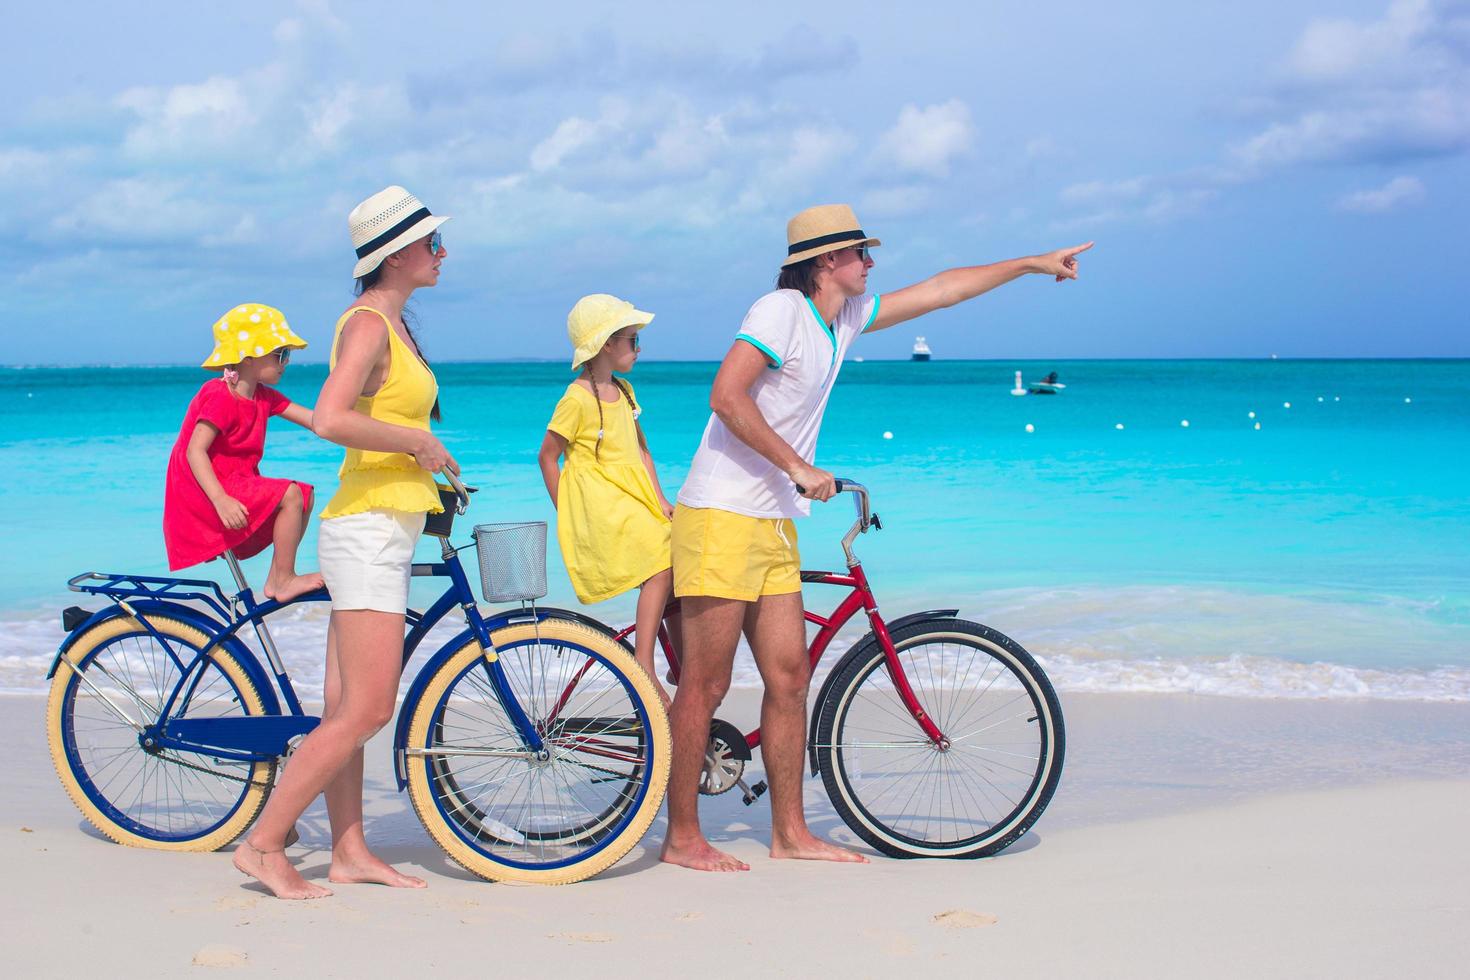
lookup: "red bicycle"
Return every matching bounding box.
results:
[614,480,1066,859]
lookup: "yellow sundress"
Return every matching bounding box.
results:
[548,380,672,603]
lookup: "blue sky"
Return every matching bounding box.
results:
[3,0,1466,364]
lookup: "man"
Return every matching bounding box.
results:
[661,204,1091,871]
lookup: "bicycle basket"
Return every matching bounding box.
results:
[473,522,548,603]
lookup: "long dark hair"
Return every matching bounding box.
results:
[586,375,638,460]
[776,256,819,296]
[354,266,442,421]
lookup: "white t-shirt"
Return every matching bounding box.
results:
[677,288,881,519]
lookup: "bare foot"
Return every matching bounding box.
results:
[263,571,325,604]
[770,830,870,864]
[660,837,750,872]
[328,851,428,888]
[233,841,332,900]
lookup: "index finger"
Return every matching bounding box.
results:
[1066,241,1095,257]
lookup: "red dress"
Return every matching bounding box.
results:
[163,379,313,571]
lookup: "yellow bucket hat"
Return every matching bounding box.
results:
[201,304,308,368]
[567,294,654,370]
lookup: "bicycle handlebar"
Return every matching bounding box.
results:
[794,478,872,531]
[441,469,471,515]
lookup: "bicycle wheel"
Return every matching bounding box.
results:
[404,620,670,885]
[814,618,1064,858]
[46,614,275,850]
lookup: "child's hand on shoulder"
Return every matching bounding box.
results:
[213,496,249,530]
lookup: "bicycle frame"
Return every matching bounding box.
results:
[612,482,950,755]
[53,532,546,764]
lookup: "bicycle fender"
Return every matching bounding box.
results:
[805,609,958,776]
[46,600,283,715]
[390,606,560,790]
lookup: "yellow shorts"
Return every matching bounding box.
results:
[671,504,801,601]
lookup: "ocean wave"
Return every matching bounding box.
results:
[6,584,1468,702]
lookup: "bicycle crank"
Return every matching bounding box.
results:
[698,718,752,796]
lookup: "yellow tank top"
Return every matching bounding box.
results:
[319,306,443,519]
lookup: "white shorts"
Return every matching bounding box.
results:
[317,509,427,613]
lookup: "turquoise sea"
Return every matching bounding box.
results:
[3,359,1467,699]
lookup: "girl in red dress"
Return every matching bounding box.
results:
[163,303,323,603]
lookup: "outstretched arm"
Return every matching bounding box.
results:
[279,403,314,430]
[867,242,1093,333]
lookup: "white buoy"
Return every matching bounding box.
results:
[1283,401,1291,409]
[1334,396,1340,402]
[1254,421,1261,430]
[1405,397,1412,404]
[1180,419,1190,428]
[1011,370,1027,396]
[1025,423,1035,433]
[882,431,893,440]
[1115,423,1125,431]
[1248,411,1256,419]
[1317,396,1324,403]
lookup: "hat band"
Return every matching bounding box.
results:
[354,207,432,259]
[787,228,867,256]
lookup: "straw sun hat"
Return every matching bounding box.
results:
[349,185,450,279]
[567,294,654,370]
[201,304,307,368]
[782,203,881,267]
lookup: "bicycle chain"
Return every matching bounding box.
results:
[154,750,277,789]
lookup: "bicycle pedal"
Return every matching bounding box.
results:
[741,780,768,806]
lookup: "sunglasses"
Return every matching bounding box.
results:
[274,348,291,365]
[425,230,443,255]
[610,333,640,351]
[847,243,871,262]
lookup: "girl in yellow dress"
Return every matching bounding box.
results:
[538,294,676,705]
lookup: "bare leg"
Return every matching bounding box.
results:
[232,609,410,898]
[662,600,684,686]
[659,596,749,872]
[633,569,674,707]
[745,592,868,864]
[263,483,324,603]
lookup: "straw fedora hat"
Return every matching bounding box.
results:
[782,204,881,267]
[349,185,450,279]
[567,294,654,370]
[202,303,308,368]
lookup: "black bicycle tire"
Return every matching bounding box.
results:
[814,618,1064,858]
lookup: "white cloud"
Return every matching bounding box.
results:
[1336,175,1426,212]
[1286,0,1435,83]
[1060,177,1151,206]
[1231,0,1470,172]
[860,185,934,217]
[49,177,234,243]
[876,100,974,178]
[116,75,257,159]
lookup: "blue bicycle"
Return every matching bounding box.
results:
[44,477,670,885]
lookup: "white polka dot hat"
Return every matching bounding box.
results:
[201,304,308,368]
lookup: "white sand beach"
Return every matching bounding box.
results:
[6,690,1469,978]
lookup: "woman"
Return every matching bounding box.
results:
[233,186,457,900]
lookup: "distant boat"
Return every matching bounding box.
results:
[1026,370,1066,395]
[911,337,932,361]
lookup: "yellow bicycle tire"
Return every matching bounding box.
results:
[47,614,274,852]
[405,620,670,885]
